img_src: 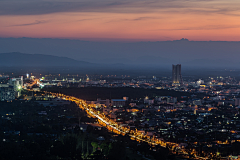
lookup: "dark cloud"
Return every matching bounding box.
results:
[10,20,46,27]
[105,16,162,23]
[0,0,239,16]
[132,17,159,21]
[0,0,136,15]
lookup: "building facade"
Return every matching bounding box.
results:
[111,99,126,107]
[172,64,183,86]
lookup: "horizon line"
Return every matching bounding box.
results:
[1,37,240,42]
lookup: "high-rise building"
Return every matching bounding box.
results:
[172,64,183,86]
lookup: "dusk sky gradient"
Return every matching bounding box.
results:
[1,0,240,41]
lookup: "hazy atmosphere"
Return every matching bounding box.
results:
[1,38,240,69]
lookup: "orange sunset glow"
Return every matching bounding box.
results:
[1,0,240,41]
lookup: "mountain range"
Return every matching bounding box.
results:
[0,52,90,67]
[0,52,237,69]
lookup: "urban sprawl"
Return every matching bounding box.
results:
[1,65,240,160]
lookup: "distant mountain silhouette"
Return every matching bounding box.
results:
[1,38,240,69]
[0,52,91,67]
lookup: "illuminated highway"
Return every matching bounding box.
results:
[34,91,209,160]
[23,76,209,160]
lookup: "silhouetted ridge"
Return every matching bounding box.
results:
[0,52,90,66]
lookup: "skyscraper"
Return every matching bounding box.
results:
[172,64,183,86]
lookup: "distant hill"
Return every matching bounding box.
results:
[0,52,91,67]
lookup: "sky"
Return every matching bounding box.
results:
[1,0,240,41]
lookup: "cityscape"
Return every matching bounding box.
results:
[1,65,240,159]
[1,0,240,159]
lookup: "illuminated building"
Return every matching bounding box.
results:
[111,99,126,107]
[194,109,197,115]
[172,64,183,86]
[9,76,23,97]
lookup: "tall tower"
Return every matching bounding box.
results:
[172,64,183,86]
